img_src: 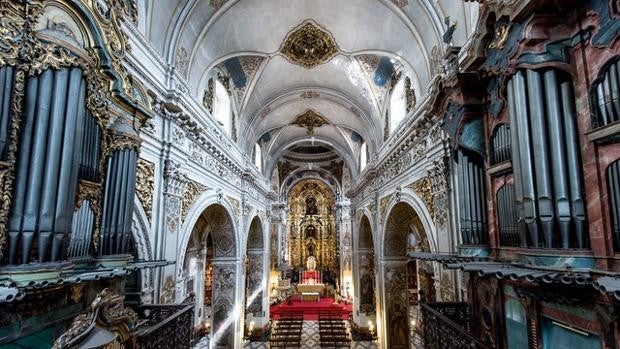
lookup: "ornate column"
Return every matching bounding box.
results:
[336,198,352,299]
[160,159,188,303]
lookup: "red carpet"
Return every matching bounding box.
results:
[270,297,352,320]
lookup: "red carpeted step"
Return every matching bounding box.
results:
[270,297,352,321]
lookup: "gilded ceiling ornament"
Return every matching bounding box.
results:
[203,78,214,113]
[136,159,155,221]
[489,25,511,49]
[209,0,230,10]
[390,0,409,9]
[292,109,328,135]
[182,180,208,219]
[280,21,339,68]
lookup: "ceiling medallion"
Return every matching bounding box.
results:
[292,109,328,135]
[280,21,339,68]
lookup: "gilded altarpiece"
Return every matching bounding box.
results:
[287,180,338,271]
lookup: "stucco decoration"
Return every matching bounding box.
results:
[280,21,339,68]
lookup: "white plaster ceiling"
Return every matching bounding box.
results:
[136,0,479,176]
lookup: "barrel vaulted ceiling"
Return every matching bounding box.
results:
[136,0,479,178]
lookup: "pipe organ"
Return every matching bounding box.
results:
[457,149,487,245]
[2,64,140,264]
[506,69,586,248]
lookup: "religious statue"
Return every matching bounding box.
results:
[305,196,318,215]
[307,244,315,257]
[389,303,409,348]
[306,256,317,270]
[443,16,457,46]
[306,225,316,239]
[408,225,419,250]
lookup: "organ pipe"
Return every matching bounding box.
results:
[543,70,571,248]
[594,61,620,126]
[458,149,487,245]
[609,161,620,250]
[507,79,527,247]
[560,81,587,248]
[513,71,540,247]
[100,147,138,255]
[7,68,86,264]
[0,66,14,159]
[526,70,554,248]
[507,68,587,249]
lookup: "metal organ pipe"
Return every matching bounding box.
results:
[506,68,586,249]
[526,70,554,248]
[0,67,14,159]
[8,75,39,264]
[25,70,53,262]
[543,70,571,248]
[609,161,620,249]
[513,71,540,247]
[6,68,87,264]
[40,68,70,262]
[560,81,587,248]
[507,79,527,247]
[101,147,138,255]
[56,72,86,261]
[461,150,472,244]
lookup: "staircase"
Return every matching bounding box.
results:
[270,313,303,348]
[318,311,350,348]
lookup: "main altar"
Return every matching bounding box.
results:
[286,181,338,271]
[296,256,325,298]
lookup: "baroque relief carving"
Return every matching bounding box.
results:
[280,21,339,68]
[409,177,434,218]
[136,159,155,221]
[181,180,208,220]
[52,288,137,349]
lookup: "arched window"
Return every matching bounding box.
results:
[214,79,231,134]
[360,141,368,171]
[253,143,262,169]
[389,78,407,133]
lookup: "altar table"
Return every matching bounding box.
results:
[301,292,320,302]
[297,283,325,294]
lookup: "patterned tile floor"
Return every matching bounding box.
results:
[194,321,383,348]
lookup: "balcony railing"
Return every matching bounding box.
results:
[420,302,489,349]
[129,303,195,348]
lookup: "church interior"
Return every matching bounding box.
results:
[1,0,620,348]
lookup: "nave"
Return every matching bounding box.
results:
[1,0,620,349]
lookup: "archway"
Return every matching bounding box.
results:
[382,202,433,349]
[244,216,266,336]
[356,214,376,329]
[181,204,238,348]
